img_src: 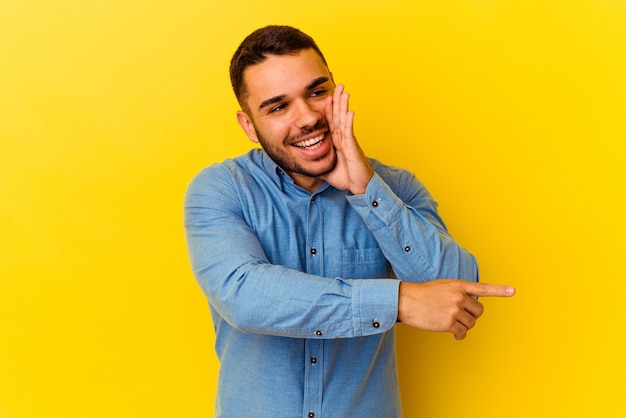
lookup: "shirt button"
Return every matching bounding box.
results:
[310,356,317,364]
[373,321,381,328]
[311,247,317,255]
[315,330,323,336]
[404,245,411,252]
[372,200,379,207]
[309,413,315,418]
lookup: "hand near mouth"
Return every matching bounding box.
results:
[320,84,374,195]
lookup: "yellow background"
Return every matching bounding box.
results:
[1,1,625,417]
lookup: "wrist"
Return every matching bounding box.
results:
[350,170,374,195]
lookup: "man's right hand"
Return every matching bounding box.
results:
[397,280,515,340]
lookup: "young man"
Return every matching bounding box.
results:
[184,25,514,418]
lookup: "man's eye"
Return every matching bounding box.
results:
[270,103,287,113]
[310,89,327,97]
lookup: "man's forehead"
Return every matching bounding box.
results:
[243,50,331,104]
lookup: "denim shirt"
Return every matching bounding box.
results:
[184,149,478,417]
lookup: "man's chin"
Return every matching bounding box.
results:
[309,155,337,178]
[265,145,337,180]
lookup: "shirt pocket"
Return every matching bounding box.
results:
[342,248,391,279]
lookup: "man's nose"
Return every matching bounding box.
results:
[294,100,321,129]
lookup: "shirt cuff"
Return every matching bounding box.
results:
[346,173,403,226]
[350,278,400,335]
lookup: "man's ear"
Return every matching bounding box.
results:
[236,111,260,144]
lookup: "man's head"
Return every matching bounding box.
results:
[230,26,337,192]
[230,25,329,113]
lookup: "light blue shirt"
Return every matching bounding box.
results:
[184,149,478,417]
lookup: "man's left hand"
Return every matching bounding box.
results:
[320,84,374,195]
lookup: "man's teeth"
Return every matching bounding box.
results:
[294,134,324,149]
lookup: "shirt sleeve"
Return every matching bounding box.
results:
[184,165,399,339]
[346,169,479,283]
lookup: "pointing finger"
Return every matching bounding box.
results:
[465,282,516,298]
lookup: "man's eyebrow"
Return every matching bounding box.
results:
[258,94,287,112]
[257,77,331,112]
[306,76,330,90]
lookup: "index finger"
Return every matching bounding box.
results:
[465,282,516,297]
[325,84,344,133]
[333,84,349,131]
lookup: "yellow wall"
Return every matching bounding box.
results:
[1,1,624,417]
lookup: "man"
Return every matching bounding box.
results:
[184,25,515,418]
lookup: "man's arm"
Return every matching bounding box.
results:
[320,84,514,339]
[184,165,399,339]
[347,170,478,282]
[322,83,476,282]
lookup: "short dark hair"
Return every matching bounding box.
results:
[229,25,328,111]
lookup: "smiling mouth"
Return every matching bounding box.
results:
[292,134,325,150]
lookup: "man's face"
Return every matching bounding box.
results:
[237,49,337,189]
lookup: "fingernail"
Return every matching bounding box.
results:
[505,286,516,295]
